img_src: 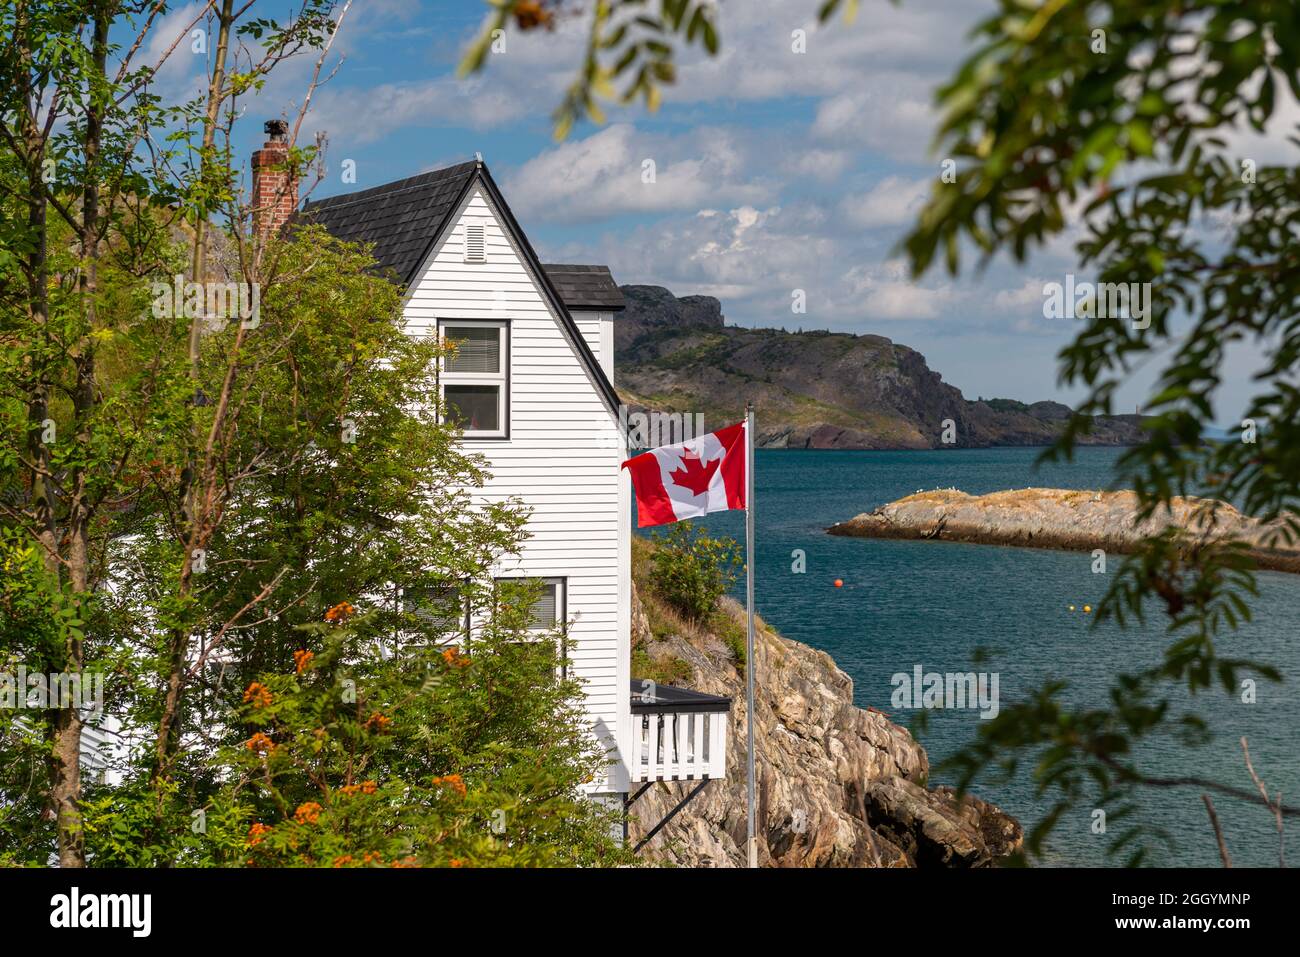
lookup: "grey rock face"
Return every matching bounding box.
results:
[613,285,1148,450]
[628,587,1022,867]
[615,285,724,353]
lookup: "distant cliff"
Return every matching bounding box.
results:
[628,539,1022,867]
[615,285,1147,450]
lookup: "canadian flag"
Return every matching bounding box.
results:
[621,421,747,527]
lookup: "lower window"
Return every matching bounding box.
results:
[407,583,469,640]
[443,384,500,433]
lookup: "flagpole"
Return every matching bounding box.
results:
[745,400,757,869]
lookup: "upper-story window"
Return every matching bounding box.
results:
[438,319,507,438]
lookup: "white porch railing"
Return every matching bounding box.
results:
[628,706,728,781]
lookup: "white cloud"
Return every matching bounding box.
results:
[778,147,853,182]
[994,278,1052,312]
[555,202,833,303]
[504,124,775,221]
[841,175,931,229]
[660,0,987,106]
[844,259,958,321]
[133,2,211,105]
[306,77,529,144]
[811,78,937,163]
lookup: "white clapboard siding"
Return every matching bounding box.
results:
[403,186,630,794]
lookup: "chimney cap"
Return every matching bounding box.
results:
[264,119,289,140]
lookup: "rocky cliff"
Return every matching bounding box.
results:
[628,541,1022,867]
[615,285,1146,450]
[827,487,1300,574]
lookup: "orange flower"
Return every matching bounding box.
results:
[442,647,470,668]
[294,801,322,826]
[340,783,360,797]
[332,855,354,868]
[293,649,314,673]
[325,601,355,623]
[247,822,271,846]
[363,713,391,733]
[361,779,377,795]
[513,1,553,31]
[449,858,465,868]
[432,773,467,798]
[242,682,272,708]
[390,855,418,868]
[362,851,382,865]
[245,732,274,754]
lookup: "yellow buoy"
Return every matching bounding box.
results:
[1083,604,1092,613]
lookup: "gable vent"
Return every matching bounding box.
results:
[464,223,486,263]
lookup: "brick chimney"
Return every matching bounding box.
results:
[251,119,298,240]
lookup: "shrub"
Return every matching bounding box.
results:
[648,522,742,623]
[631,646,693,686]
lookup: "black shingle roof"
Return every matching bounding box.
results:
[295,161,620,414]
[298,162,478,284]
[542,264,626,311]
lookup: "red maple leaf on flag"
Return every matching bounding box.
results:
[669,452,721,495]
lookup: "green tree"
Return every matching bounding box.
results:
[1,2,627,868]
[649,520,742,623]
[1,215,628,866]
[0,0,344,867]
[81,604,626,867]
[898,0,1300,863]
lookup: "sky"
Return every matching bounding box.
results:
[139,0,1296,425]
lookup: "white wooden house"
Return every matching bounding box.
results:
[289,143,730,832]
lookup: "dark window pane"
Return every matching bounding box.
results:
[410,585,463,632]
[443,326,500,373]
[444,384,499,432]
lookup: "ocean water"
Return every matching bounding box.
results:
[646,447,1299,867]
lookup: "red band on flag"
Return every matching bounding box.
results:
[622,448,680,527]
[713,421,747,511]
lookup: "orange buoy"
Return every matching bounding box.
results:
[834,579,843,588]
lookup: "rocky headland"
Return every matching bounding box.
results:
[628,539,1023,867]
[827,487,1300,574]
[615,284,1148,450]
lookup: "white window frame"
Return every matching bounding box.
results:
[492,576,567,636]
[488,576,570,678]
[438,319,508,439]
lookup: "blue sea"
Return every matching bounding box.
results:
[648,447,1299,867]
